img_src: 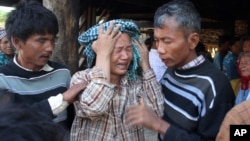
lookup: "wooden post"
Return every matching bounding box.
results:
[43,0,80,75]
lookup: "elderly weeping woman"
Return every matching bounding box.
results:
[70,19,164,141]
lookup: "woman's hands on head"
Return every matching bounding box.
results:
[92,21,121,81]
[92,21,121,58]
[133,39,150,71]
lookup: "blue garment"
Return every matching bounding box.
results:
[0,60,72,129]
[0,52,11,66]
[213,51,227,71]
[222,51,239,80]
[149,49,167,82]
[235,89,250,105]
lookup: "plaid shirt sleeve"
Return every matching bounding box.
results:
[142,68,164,117]
[71,66,116,120]
[216,99,250,141]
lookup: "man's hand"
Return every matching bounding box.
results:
[125,98,159,129]
[92,21,121,58]
[92,21,121,81]
[126,98,170,134]
[62,81,88,104]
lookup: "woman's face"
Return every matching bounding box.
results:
[243,40,250,53]
[0,36,15,55]
[110,33,133,78]
[238,56,250,77]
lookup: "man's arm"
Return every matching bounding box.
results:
[48,81,88,116]
[125,98,170,134]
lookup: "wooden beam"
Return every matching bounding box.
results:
[134,21,153,28]
[115,0,164,8]
[115,13,154,20]
[96,9,107,23]
[201,21,234,29]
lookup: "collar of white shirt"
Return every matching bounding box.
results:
[13,55,53,72]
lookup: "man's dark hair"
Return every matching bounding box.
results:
[5,0,59,41]
[154,0,200,37]
[0,103,66,141]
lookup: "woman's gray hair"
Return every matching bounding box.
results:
[238,52,250,59]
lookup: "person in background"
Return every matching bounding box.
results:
[0,28,15,66]
[222,36,241,80]
[234,52,250,105]
[125,0,235,141]
[70,19,164,141]
[230,35,250,96]
[0,0,87,134]
[144,29,154,50]
[195,41,213,62]
[213,35,231,71]
[241,35,250,52]
[146,31,167,82]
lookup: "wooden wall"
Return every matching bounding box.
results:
[42,0,250,73]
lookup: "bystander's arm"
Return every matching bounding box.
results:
[48,81,87,115]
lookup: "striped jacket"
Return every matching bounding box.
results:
[0,60,72,129]
[160,59,235,141]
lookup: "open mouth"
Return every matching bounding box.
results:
[116,63,128,70]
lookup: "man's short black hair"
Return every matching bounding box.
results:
[5,0,59,41]
[0,103,66,141]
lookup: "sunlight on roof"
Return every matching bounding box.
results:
[0,6,15,28]
[0,6,15,12]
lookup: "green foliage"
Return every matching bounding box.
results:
[0,7,14,28]
[0,11,7,27]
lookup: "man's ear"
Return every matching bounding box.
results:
[11,37,21,50]
[188,33,199,50]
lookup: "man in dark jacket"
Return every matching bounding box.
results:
[126,0,235,140]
